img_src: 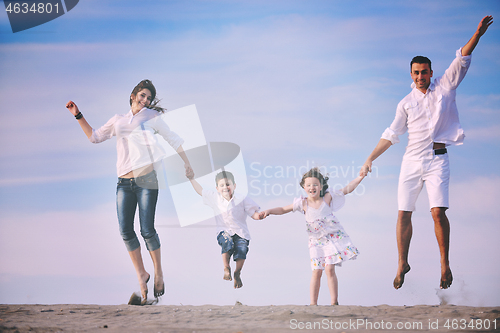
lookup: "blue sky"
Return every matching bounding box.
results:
[0,0,499,307]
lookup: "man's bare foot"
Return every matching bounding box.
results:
[393,264,411,289]
[223,267,232,281]
[233,271,243,289]
[140,273,150,300]
[440,267,453,289]
[154,274,165,298]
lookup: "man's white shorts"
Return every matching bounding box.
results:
[398,154,450,212]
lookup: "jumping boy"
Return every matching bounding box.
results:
[188,171,261,288]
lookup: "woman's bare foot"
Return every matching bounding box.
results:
[393,264,411,289]
[140,273,150,300]
[440,267,453,289]
[233,270,243,288]
[223,267,232,281]
[154,274,165,298]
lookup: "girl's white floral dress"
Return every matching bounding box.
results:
[293,190,359,270]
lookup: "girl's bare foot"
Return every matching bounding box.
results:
[393,264,411,289]
[223,267,232,281]
[233,271,243,288]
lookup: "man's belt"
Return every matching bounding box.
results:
[434,148,447,155]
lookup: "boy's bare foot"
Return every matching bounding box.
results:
[440,267,453,289]
[223,267,232,281]
[140,273,150,300]
[154,274,165,298]
[233,271,243,289]
[393,264,411,289]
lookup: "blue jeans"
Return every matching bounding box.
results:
[116,171,160,252]
[217,231,249,261]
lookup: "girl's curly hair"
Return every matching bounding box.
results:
[300,167,329,197]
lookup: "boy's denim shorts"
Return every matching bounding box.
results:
[217,231,249,261]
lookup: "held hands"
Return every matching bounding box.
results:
[258,210,270,220]
[185,164,194,180]
[359,162,372,177]
[477,15,493,37]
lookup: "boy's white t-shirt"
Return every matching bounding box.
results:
[202,189,260,240]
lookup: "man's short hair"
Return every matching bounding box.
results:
[215,171,235,185]
[410,56,432,72]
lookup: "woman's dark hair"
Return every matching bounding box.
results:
[130,79,166,113]
[300,167,329,197]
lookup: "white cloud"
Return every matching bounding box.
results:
[459,94,500,115]
[0,202,128,277]
[450,176,500,220]
[464,124,500,141]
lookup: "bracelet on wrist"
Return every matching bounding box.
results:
[75,112,83,120]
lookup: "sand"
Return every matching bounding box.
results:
[1,303,499,332]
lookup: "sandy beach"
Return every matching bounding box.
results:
[1,303,499,333]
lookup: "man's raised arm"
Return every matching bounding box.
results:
[462,15,493,56]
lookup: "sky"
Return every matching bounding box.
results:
[0,0,499,307]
